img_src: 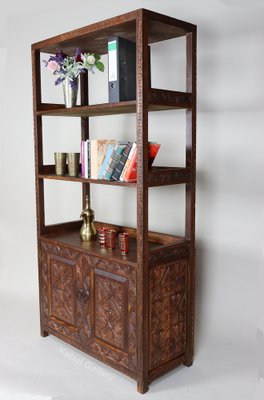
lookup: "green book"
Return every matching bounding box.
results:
[103,142,127,180]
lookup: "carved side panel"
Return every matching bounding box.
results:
[41,241,85,345]
[83,255,137,373]
[94,269,128,352]
[149,259,187,370]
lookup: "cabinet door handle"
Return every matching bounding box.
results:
[77,287,90,304]
[84,289,90,303]
[77,287,84,302]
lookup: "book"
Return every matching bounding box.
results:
[81,140,85,177]
[87,140,91,178]
[111,142,133,181]
[119,142,137,181]
[90,140,116,179]
[98,143,115,179]
[122,142,161,182]
[148,142,161,167]
[84,140,89,179]
[102,142,127,180]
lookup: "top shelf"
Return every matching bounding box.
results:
[32,9,196,55]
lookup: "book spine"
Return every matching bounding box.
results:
[98,144,114,179]
[112,142,132,181]
[104,144,126,180]
[84,140,88,179]
[101,144,118,180]
[120,142,136,181]
[81,140,84,178]
[123,146,137,182]
[90,140,97,179]
[87,140,90,178]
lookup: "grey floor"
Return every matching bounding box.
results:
[0,293,256,400]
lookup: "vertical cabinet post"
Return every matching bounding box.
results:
[32,49,45,236]
[136,11,150,394]
[184,28,197,366]
[80,72,90,207]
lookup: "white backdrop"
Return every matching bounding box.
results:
[0,0,263,399]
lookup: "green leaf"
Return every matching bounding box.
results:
[95,61,104,72]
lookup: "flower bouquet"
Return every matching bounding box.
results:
[43,48,104,107]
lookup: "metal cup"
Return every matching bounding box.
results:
[54,152,67,175]
[67,152,80,177]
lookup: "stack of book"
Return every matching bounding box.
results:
[80,140,160,182]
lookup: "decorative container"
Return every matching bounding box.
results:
[119,232,129,255]
[54,152,67,175]
[63,77,78,108]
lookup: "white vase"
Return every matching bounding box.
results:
[63,77,78,108]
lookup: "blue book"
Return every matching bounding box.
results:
[98,144,114,179]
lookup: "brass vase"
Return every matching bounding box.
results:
[80,195,97,241]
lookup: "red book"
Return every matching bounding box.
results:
[123,143,161,182]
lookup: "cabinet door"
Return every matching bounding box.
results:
[83,255,137,374]
[40,241,86,345]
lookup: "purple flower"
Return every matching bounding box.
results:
[55,76,65,86]
[75,48,82,62]
[55,50,67,62]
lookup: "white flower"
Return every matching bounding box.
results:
[87,55,95,65]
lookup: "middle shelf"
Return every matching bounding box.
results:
[36,89,192,117]
[39,166,191,187]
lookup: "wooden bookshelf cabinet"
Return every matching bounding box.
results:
[32,9,196,394]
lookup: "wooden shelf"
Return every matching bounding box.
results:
[40,221,187,267]
[32,8,196,393]
[32,9,195,55]
[39,172,136,187]
[39,166,191,187]
[37,101,137,117]
[36,90,192,118]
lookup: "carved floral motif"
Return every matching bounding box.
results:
[149,259,187,370]
[41,241,84,344]
[94,271,127,351]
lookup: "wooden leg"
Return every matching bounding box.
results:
[137,381,149,394]
[183,356,193,367]
[40,328,49,337]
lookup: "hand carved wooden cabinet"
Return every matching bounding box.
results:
[32,9,196,393]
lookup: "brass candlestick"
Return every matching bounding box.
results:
[80,195,97,241]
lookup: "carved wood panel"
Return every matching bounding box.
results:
[40,241,85,345]
[83,254,137,373]
[149,259,187,370]
[94,269,128,352]
[49,255,76,325]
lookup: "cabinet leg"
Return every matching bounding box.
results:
[183,356,193,367]
[40,328,49,338]
[137,381,149,394]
